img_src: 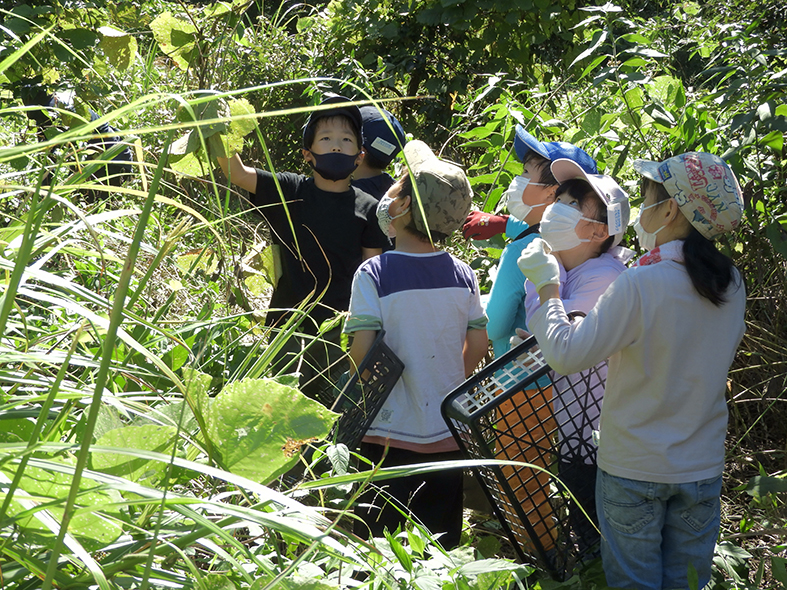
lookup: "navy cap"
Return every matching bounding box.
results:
[302,95,363,149]
[359,105,406,167]
[513,124,597,174]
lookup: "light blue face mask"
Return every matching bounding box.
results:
[376,195,410,238]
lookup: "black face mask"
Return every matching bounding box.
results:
[307,151,360,181]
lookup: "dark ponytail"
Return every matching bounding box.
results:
[683,227,739,306]
[643,177,740,306]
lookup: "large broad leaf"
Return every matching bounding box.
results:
[0,417,35,443]
[169,151,212,177]
[182,366,212,431]
[648,75,686,109]
[98,26,138,71]
[91,424,179,485]
[229,97,258,138]
[150,12,197,71]
[205,378,339,483]
[1,460,124,552]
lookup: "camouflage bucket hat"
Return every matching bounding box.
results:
[633,152,744,240]
[403,140,473,236]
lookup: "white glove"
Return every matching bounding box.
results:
[517,238,560,291]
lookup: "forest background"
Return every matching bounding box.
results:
[1,0,787,588]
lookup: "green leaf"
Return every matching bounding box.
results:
[170,151,211,177]
[713,541,751,585]
[228,97,258,137]
[244,274,272,296]
[98,26,138,71]
[649,75,686,109]
[0,418,35,443]
[1,460,124,552]
[744,474,787,497]
[60,28,99,50]
[326,444,350,474]
[757,101,775,122]
[92,425,178,484]
[771,556,787,588]
[570,29,608,68]
[759,130,783,152]
[385,530,414,573]
[476,534,501,558]
[150,12,197,71]
[205,378,339,483]
[582,109,602,135]
[183,366,213,426]
[765,220,787,258]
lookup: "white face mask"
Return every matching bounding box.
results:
[504,175,549,221]
[540,202,604,252]
[376,195,409,238]
[633,201,667,251]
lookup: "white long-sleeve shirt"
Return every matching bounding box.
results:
[524,249,630,463]
[528,259,746,484]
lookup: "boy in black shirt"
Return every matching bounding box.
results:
[217,95,388,401]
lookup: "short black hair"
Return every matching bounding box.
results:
[522,152,558,185]
[362,151,390,171]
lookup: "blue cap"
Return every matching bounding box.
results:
[359,105,406,167]
[513,124,597,174]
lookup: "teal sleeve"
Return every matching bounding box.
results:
[505,216,529,238]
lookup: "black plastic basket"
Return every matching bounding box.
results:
[329,329,404,450]
[441,333,606,580]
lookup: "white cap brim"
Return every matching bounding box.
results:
[632,159,663,182]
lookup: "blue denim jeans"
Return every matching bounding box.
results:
[596,469,722,590]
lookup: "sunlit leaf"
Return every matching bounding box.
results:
[1,461,124,552]
[570,29,608,68]
[229,98,258,137]
[205,378,339,483]
[98,26,138,71]
[92,425,178,484]
[150,12,197,71]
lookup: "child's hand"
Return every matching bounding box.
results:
[462,211,509,240]
[517,238,560,290]
[509,327,532,348]
[510,327,541,369]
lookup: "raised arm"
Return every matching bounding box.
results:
[217,154,257,194]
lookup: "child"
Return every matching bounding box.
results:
[217,95,389,399]
[518,152,746,590]
[522,160,632,552]
[463,126,596,555]
[344,140,487,549]
[351,105,406,200]
[465,125,597,357]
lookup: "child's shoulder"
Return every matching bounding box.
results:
[350,184,381,209]
[254,170,310,199]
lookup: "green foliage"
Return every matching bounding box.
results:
[321,0,584,142]
[205,377,339,482]
[2,0,787,587]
